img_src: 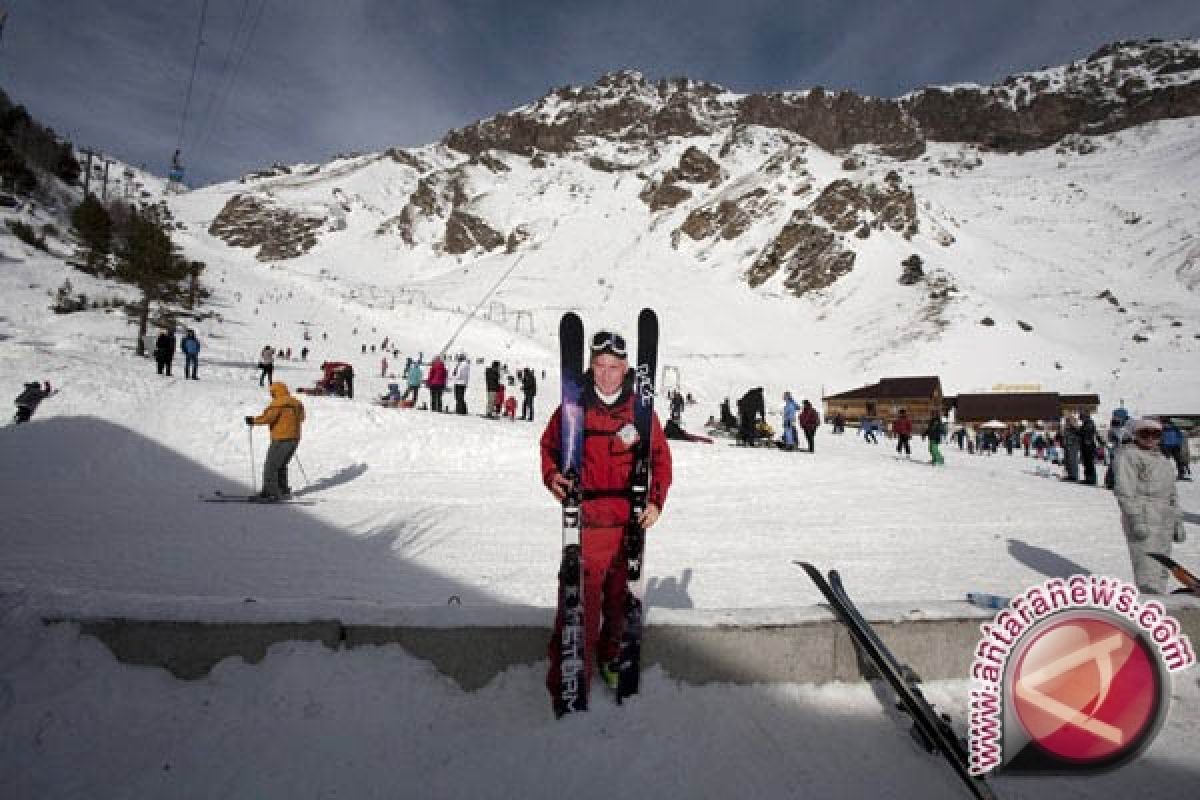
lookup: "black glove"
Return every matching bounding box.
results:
[244,416,254,426]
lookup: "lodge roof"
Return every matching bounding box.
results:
[952,393,1062,421]
[824,376,942,401]
[1060,394,1101,406]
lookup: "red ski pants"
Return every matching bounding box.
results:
[546,525,629,701]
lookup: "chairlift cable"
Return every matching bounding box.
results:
[193,0,251,148]
[176,0,211,157]
[196,0,268,160]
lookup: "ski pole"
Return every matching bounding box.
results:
[294,454,310,489]
[248,425,256,494]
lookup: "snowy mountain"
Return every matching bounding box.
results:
[161,38,1200,411]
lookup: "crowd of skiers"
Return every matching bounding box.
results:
[376,353,540,420]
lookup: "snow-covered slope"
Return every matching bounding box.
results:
[166,114,1200,411]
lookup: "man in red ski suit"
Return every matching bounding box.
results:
[540,329,672,703]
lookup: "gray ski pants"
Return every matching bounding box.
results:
[262,439,299,497]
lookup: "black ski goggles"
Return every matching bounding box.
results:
[590,331,627,357]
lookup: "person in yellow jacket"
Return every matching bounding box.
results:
[244,382,305,501]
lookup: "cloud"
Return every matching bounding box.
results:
[2,0,1198,185]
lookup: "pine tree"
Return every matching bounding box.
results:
[116,206,191,356]
[70,193,113,271]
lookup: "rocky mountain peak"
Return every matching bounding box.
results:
[442,70,738,157]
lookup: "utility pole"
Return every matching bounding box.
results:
[101,158,113,200]
[80,148,96,196]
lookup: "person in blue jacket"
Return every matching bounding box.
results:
[780,391,798,450]
[180,329,201,380]
[1160,418,1189,480]
[403,358,424,405]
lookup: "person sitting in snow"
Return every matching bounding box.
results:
[14,381,53,424]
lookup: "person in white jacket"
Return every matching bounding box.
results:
[451,353,471,415]
[1114,417,1187,594]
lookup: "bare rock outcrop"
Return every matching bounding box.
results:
[664,146,722,185]
[737,88,925,159]
[898,254,925,285]
[746,210,856,295]
[675,188,772,243]
[810,178,918,237]
[444,210,504,254]
[639,180,693,211]
[208,194,325,261]
[384,148,428,172]
[904,40,1200,151]
[640,146,722,211]
[444,71,735,157]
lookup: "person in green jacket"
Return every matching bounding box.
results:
[924,414,946,466]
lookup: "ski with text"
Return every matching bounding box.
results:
[552,311,587,717]
[616,308,658,703]
[797,562,999,799]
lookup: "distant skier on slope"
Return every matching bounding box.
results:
[154,328,176,376]
[258,345,275,386]
[180,328,201,380]
[13,381,53,424]
[427,355,448,412]
[244,382,306,502]
[539,328,673,699]
[924,413,946,466]
[519,366,537,421]
[780,391,798,450]
[893,408,913,457]
[452,353,470,415]
[798,399,820,453]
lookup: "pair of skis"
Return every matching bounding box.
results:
[199,490,317,505]
[798,563,998,800]
[1149,552,1200,594]
[553,308,657,716]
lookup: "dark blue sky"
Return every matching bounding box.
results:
[3,0,1198,186]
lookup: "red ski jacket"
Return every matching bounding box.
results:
[893,416,913,436]
[540,388,673,528]
[426,359,448,388]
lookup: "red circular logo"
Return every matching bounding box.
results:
[1011,614,1161,765]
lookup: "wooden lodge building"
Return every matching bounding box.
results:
[950,393,1101,426]
[823,376,1100,428]
[822,376,943,426]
